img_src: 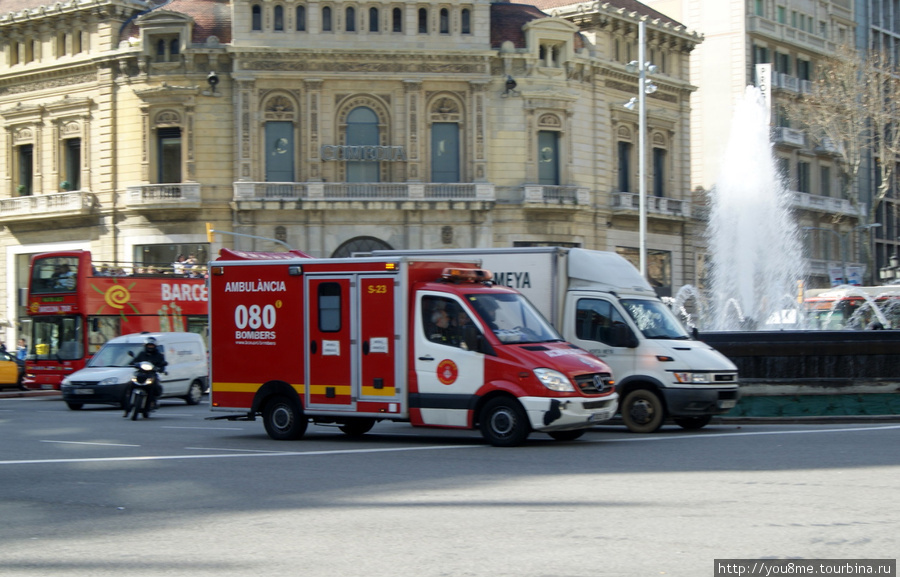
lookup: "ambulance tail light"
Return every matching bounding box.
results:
[441,268,493,284]
[211,266,225,276]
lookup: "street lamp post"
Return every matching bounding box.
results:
[625,20,657,280]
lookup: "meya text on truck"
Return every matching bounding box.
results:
[206,249,619,446]
[371,247,740,433]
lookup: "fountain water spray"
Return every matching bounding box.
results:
[705,86,805,330]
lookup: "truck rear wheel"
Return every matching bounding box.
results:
[673,415,712,430]
[479,397,531,447]
[263,395,307,440]
[621,389,665,433]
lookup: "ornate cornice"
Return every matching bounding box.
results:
[236,52,492,75]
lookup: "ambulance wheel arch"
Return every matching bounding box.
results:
[475,393,532,447]
[252,381,308,441]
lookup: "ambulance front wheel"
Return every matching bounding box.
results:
[263,395,308,440]
[479,397,531,447]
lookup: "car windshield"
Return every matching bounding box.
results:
[620,298,690,340]
[466,292,562,344]
[87,343,145,367]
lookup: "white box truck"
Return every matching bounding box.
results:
[372,247,739,433]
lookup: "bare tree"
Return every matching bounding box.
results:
[789,45,900,280]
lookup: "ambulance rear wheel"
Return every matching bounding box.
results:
[263,395,307,440]
[480,397,531,447]
[621,388,665,433]
[339,418,375,436]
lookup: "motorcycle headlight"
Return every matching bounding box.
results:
[98,377,120,387]
[534,368,575,392]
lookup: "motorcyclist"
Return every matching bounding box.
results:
[129,337,167,412]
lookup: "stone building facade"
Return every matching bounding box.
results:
[0,0,701,342]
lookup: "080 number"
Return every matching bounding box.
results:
[234,304,276,330]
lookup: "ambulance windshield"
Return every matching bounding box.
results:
[467,293,562,344]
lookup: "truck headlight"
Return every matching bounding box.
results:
[97,377,120,387]
[534,368,575,392]
[673,372,711,384]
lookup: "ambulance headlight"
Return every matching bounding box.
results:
[534,368,575,392]
[673,372,710,384]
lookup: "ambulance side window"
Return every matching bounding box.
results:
[318,282,342,332]
[575,298,627,345]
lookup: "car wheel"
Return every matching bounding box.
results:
[263,395,307,440]
[673,415,713,430]
[479,397,531,447]
[548,429,585,441]
[65,401,83,410]
[184,381,203,405]
[339,418,376,436]
[621,389,665,433]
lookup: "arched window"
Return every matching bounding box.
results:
[322,6,333,31]
[251,4,262,30]
[369,7,379,32]
[346,7,356,31]
[331,236,392,258]
[169,39,180,57]
[156,39,166,62]
[296,6,306,31]
[461,9,471,34]
[392,8,403,32]
[346,107,380,183]
[439,8,449,34]
[274,5,284,30]
[418,8,428,34]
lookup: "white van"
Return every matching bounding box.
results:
[61,332,208,411]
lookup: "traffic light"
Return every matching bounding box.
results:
[206,222,215,243]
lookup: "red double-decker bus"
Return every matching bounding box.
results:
[23,250,208,390]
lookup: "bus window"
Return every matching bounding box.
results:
[31,256,79,294]
[32,316,83,360]
[88,316,121,354]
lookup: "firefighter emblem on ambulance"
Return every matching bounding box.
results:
[437,359,458,385]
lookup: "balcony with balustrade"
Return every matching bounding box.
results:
[521,185,590,210]
[125,183,202,211]
[0,190,97,224]
[232,181,496,210]
[609,192,691,220]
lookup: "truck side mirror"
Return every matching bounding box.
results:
[610,323,639,348]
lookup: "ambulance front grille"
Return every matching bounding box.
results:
[574,373,614,395]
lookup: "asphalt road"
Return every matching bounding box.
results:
[0,395,897,577]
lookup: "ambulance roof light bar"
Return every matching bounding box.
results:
[440,268,494,284]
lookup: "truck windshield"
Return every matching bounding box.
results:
[621,298,690,340]
[467,293,562,344]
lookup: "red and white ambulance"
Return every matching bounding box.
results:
[207,249,618,446]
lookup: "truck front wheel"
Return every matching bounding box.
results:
[263,395,308,440]
[621,389,665,433]
[479,397,531,447]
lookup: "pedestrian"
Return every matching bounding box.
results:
[16,338,26,360]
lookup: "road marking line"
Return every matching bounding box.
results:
[0,444,481,465]
[590,423,900,443]
[40,440,141,448]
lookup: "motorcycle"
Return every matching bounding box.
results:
[125,361,161,420]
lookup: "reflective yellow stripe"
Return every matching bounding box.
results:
[307,384,352,395]
[212,382,305,394]
[360,386,397,396]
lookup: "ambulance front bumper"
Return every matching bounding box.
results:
[520,394,619,432]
